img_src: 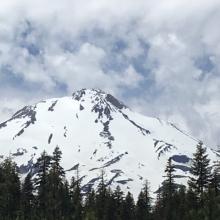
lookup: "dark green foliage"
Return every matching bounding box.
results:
[61,180,72,219]
[34,150,51,219]
[136,181,152,220]
[112,186,124,220]
[102,187,117,220]
[121,192,135,220]
[94,170,109,220]
[70,176,83,220]
[172,186,187,220]
[1,144,220,220]
[210,160,220,196]
[136,191,149,220]
[0,157,21,219]
[21,173,35,220]
[46,146,67,219]
[153,158,177,220]
[84,188,97,220]
[188,142,211,201]
[163,158,176,220]
[164,158,176,199]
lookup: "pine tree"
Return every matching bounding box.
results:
[95,170,108,220]
[0,158,21,219]
[136,181,152,220]
[188,142,211,205]
[210,160,220,196]
[84,188,97,220]
[153,186,163,220]
[112,186,124,220]
[51,146,65,177]
[21,173,35,220]
[164,158,176,199]
[47,146,66,219]
[206,161,220,220]
[153,159,176,220]
[121,192,135,220]
[163,158,176,220]
[61,180,72,219]
[172,186,187,220]
[70,172,83,220]
[185,187,199,219]
[103,187,117,220]
[34,150,51,219]
[136,191,147,220]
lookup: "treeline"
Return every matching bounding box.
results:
[1,142,220,220]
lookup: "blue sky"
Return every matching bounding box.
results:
[0,0,220,147]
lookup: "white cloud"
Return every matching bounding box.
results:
[0,0,220,147]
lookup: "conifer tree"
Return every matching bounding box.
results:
[164,158,176,199]
[21,173,35,220]
[34,150,51,218]
[153,186,163,220]
[95,170,108,220]
[51,146,65,177]
[188,142,211,205]
[153,159,176,220]
[0,158,21,219]
[171,186,187,220]
[163,158,176,220]
[70,172,83,220]
[46,146,67,219]
[210,161,220,196]
[121,192,135,220]
[205,161,220,220]
[136,191,147,220]
[84,188,97,220]
[112,186,124,220]
[103,187,117,220]
[136,181,152,220]
[61,180,72,219]
[185,187,199,219]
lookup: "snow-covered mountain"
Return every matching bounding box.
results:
[0,89,218,198]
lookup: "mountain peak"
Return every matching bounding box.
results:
[72,88,105,100]
[0,88,218,199]
[72,88,127,110]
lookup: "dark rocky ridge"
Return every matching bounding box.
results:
[72,88,127,111]
[0,105,36,130]
[48,100,58,111]
[154,139,177,158]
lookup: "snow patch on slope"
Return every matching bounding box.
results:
[0,89,218,198]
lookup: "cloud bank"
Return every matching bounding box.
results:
[0,0,220,147]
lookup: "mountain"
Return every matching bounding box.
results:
[0,88,218,198]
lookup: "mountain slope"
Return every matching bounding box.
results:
[0,89,218,198]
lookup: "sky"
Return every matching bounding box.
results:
[0,0,220,148]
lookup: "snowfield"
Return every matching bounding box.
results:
[0,89,218,198]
